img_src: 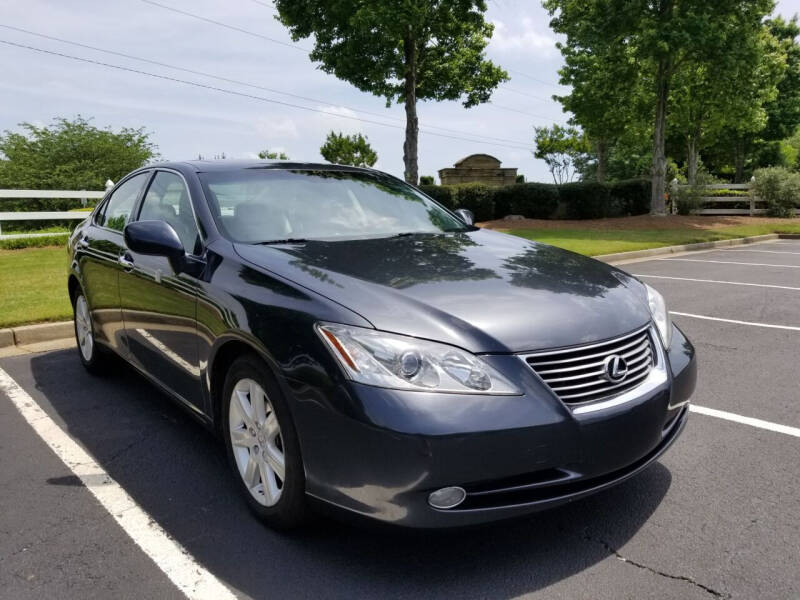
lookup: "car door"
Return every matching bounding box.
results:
[119,169,204,410]
[76,171,151,356]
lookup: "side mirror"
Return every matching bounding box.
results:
[124,220,185,272]
[454,208,475,226]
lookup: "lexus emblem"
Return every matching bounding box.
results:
[603,355,628,383]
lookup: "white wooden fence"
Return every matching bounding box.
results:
[0,181,112,239]
[670,178,799,216]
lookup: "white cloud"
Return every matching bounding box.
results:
[490,19,557,55]
[312,105,366,135]
[255,115,298,139]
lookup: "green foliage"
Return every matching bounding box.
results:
[0,234,69,251]
[753,166,800,217]
[258,148,289,160]
[673,172,717,215]
[419,175,434,185]
[0,116,157,191]
[534,125,591,184]
[274,0,507,182]
[418,179,650,221]
[450,184,495,222]
[319,131,377,167]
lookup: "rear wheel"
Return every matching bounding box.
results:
[72,290,106,374]
[222,354,305,529]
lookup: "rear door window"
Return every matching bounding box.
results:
[96,172,150,232]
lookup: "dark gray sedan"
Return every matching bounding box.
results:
[67,160,695,529]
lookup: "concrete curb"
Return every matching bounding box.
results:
[594,233,795,264]
[0,321,73,349]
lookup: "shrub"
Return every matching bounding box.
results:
[419,184,458,211]
[753,167,800,218]
[419,175,434,185]
[0,233,69,250]
[559,182,615,219]
[495,183,559,218]
[452,183,495,221]
[608,179,651,215]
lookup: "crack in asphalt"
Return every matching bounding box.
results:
[583,531,730,599]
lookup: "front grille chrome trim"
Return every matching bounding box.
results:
[520,324,667,413]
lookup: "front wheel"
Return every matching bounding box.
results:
[222,355,306,529]
[73,290,106,374]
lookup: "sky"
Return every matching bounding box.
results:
[1,0,799,184]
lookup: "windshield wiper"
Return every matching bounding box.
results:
[256,238,309,245]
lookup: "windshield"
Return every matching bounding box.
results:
[199,168,468,243]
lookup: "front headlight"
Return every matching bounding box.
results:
[645,283,673,348]
[316,323,520,395]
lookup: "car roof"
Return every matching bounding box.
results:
[145,159,379,174]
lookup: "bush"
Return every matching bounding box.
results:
[0,233,69,250]
[419,175,434,185]
[495,183,559,218]
[417,178,650,221]
[419,184,458,211]
[753,167,800,218]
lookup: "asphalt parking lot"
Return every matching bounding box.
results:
[1,239,799,600]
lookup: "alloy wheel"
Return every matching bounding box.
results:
[228,378,286,507]
[75,295,94,361]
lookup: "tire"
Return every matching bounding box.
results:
[72,289,107,374]
[222,354,306,529]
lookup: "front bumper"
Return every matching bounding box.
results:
[290,324,696,528]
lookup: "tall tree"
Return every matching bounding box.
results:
[533,125,590,184]
[274,0,507,184]
[0,116,157,190]
[670,24,784,184]
[545,0,775,214]
[320,131,378,167]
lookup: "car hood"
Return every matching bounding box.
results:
[234,229,652,353]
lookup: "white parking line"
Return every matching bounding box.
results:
[670,311,800,332]
[0,367,236,600]
[658,258,800,268]
[635,274,800,292]
[720,248,800,255]
[690,405,800,438]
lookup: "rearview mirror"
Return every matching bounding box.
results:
[454,208,475,226]
[124,220,185,272]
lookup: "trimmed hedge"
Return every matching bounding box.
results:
[419,179,650,221]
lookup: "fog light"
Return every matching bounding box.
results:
[428,486,466,510]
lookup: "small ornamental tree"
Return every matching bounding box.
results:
[258,148,289,160]
[534,125,591,184]
[320,131,378,167]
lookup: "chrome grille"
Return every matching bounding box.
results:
[524,326,655,405]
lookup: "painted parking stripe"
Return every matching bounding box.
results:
[690,405,800,438]
[720,248,800,255]
[658,258,800,268]
[670,311,800,332]
[0,366,236,600]
[634,274,800,292]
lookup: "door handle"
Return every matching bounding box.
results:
[118,254,135,269]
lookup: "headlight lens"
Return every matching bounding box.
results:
[645,283,672,348]
[316,323,520,395]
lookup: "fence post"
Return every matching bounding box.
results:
[749,176,756,216]
[670,178,679,215]
[105,179,115,192]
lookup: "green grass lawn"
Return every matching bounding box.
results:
[506,223,800,256]
[0,247,72,328]
[1,222,799,328]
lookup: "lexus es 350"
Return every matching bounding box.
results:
[67,161,696,529]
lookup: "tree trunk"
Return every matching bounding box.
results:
[687,136,698,186]
[650,57,670,215]
[595,138,608,184]
[734,139,745,183]
[402,35,419,185]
